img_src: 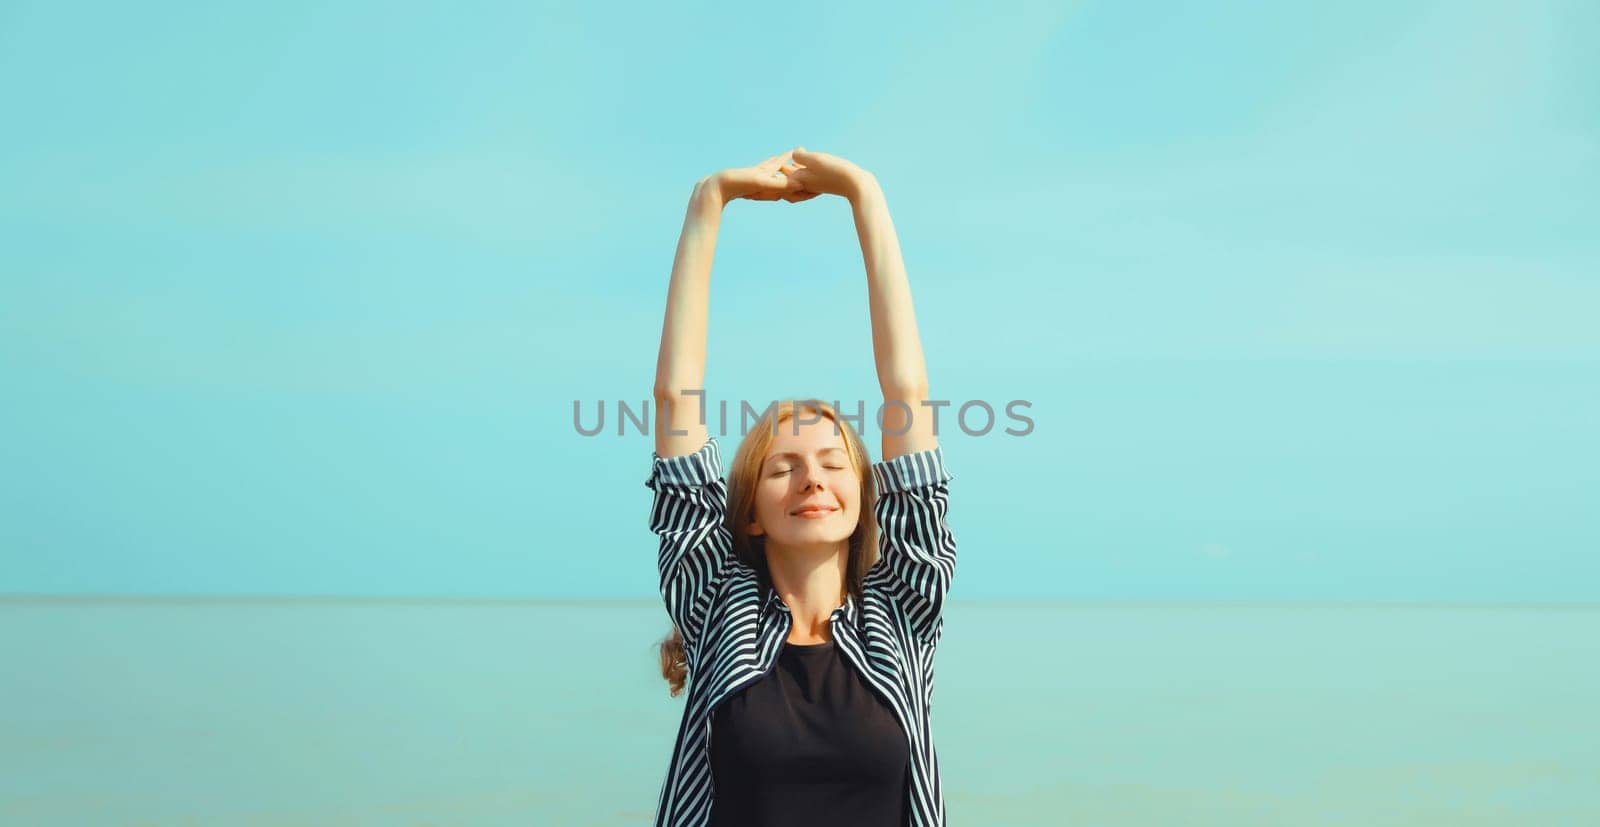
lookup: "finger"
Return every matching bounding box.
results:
[769,161,801,183]
[759,150,794,170]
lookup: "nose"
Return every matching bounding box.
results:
[800,464,827,491]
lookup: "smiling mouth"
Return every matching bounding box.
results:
[792,507,837,517]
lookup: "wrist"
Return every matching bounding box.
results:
[692,175,728,212]
[845,171,881,205]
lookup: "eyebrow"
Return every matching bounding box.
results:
[766,448,849,464]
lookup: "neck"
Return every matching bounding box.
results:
[764,540,848,638]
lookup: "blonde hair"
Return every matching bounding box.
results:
[658,399,879,697]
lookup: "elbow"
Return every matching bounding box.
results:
[878,364,928,400]
[882,379,929,401]
[653,384,705,402]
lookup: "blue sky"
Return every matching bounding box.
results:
[2,0,1595,601]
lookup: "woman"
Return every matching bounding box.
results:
[645,147,956,827]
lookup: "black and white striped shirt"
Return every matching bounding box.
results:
[645,436,956,826]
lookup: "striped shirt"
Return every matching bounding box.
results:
[645,435,956,827]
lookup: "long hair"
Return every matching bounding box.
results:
[657,399,879,697]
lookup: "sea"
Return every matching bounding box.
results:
[3,599,1595,826]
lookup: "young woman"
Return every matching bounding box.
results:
[645,147,957,827]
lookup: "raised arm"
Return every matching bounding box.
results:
[652,152,814,458]
[787,148,937,462]
[851,175,938,462]
[848,172,952,644]
[651,177,721,460]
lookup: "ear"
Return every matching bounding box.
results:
[744,520,765,537]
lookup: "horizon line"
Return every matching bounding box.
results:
[2,593,1596,610]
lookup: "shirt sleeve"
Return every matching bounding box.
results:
[868,447,956,646]
[645,435,735,650]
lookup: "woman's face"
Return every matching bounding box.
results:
[745,416,862,550]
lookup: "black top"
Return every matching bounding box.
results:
[709,637,911,826]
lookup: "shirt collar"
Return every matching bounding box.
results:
[763,582,858,626]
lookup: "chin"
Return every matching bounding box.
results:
[774,529,852,546]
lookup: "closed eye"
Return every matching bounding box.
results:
[770,464,848,476]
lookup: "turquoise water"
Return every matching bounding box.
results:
[2,600,1595,825]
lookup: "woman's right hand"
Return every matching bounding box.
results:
[784,147,874,200]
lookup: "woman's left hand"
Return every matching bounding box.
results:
[711,150,822,204]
